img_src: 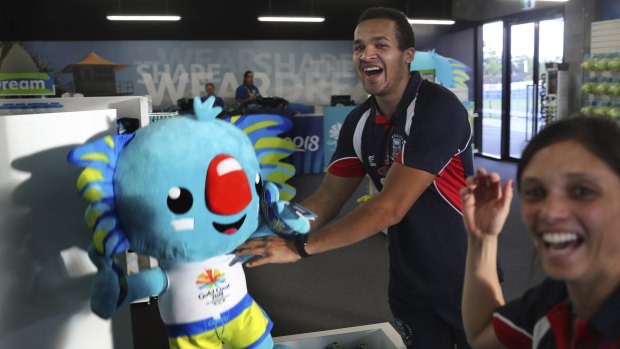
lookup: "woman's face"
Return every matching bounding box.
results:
[520,140,620,283]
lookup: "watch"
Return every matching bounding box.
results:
[293,234,312,258]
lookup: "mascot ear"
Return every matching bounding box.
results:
[67,134,134,257]
[67,134,134,203]
[193,96,223,121]
[68,134,134,171]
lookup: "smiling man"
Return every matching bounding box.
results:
[236,7,487,348]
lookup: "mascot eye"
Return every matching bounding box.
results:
[255,173,263,197]
[206,154,252,215]
[167,187,193,214]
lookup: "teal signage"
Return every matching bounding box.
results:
[0,73,55,96]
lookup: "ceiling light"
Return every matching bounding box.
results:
[258,16,325,23]
[106,15,181,21]
[408,19,455,25]
[537,0,569,2]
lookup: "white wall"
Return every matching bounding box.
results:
[0,109,133,349]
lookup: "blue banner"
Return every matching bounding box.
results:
[323,105,355,170]
[6,41,368,110]
[284,116,324,174]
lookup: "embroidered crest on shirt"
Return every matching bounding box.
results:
[391,135,404,163]
[368,154,376,167]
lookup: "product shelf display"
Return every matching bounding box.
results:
[580,53,620,119]
[581,19,620,119]
[539,62,570,125]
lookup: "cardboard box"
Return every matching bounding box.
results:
[274,322,405,349]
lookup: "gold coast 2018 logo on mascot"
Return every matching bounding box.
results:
[197,268,231,306]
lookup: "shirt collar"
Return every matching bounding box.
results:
[371,71,423,125]
[589,284,620,338]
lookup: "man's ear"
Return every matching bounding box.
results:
[404,48,415,65]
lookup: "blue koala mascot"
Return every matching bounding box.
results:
[67,97,311,349]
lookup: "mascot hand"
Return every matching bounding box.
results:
[88,245,126,319]
[261,182,314,237]
[274,201,312,234]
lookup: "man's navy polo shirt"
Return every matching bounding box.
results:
[328,72,477,308]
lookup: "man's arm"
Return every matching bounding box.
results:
[304,163,435,255]
[237,163,435,266]
[301,172,364,231]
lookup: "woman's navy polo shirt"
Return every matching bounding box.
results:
[494,278,620,348]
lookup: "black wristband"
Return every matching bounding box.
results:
[294,234,312,258]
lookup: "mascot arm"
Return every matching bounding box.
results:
[123,268,168,306]
[88,245,167,319]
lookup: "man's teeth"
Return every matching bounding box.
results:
[364,67,381,72]
[542,232,578,244]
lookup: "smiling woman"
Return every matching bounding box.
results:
[461,116,620,349]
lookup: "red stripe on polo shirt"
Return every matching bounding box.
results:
[375,114,390,132]
[546,302,572,349]
[493,314,533,349]
[328,157,365,177]
[435,154,466,212]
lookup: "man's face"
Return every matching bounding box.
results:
[353,18,414,98]
[206,84,215,95]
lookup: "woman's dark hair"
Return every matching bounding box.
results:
[517,116,620,187]
[357,7,415,51]
[243,70,253,79]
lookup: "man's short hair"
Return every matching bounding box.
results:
[357,7,415,51]
[205,82,215,89]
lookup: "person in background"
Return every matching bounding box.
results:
[461,116,620,348]
[235,70,261,112]
[237,7,495,348]
[202,82,224,109]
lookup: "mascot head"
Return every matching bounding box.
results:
[68,97,295,263]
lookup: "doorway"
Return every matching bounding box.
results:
[479,15,564,160]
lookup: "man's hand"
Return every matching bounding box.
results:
[235,236,302,267]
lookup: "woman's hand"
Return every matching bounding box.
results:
[460,168,513,239]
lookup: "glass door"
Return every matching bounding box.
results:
[477,14,564,160]
[508,18,564,159]
[508,22,536,159]
[481,21,504,158]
